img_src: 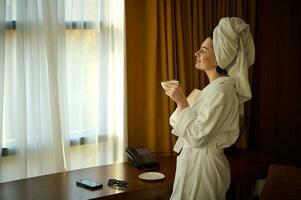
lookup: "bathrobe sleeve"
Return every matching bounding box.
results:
[170,108,185,153]
[172,89,229,148]
[169,108,179,128]
[169,89,201,128]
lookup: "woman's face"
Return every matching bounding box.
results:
[194,37,217,71]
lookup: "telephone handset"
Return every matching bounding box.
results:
[125,147,160,171]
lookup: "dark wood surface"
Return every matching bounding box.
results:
[0,154,176,200]
[0,150,286,200]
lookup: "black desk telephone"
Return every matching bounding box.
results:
[125,147,160,171]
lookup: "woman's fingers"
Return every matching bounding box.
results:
[163,84,185,104]
[164,84,177,91]
[164,84,178,90]
[164,87,176,96]
[166,87,183,101]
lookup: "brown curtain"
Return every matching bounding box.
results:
[250,0,301,161]
[126,0,256,152]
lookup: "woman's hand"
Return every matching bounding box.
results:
[164,84,189,111]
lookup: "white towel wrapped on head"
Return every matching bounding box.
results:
[213,17,255,114]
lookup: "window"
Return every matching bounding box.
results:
[0,0,125,182]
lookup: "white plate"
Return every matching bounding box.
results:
[138,172,165,181]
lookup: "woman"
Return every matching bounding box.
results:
[163,17,255,200]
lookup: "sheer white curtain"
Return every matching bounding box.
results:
[0,0,125,183]
[0,0,66,182]
[0,0,5,159]
[65,0,126,170]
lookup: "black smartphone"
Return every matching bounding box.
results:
[76,179,103,190]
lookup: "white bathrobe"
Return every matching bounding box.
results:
[169,76,239,200]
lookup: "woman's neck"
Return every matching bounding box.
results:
[205,69,223,82]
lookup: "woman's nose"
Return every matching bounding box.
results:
[194,50,200,57]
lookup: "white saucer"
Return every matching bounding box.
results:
[138,172,165,181]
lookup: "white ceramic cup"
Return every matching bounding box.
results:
[161,80,179,90]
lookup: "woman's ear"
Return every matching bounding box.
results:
[215,60,219,66]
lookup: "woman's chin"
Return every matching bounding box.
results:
[195,64,202,70]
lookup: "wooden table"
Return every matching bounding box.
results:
[0,154,176,200]
[0,149,288,200]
